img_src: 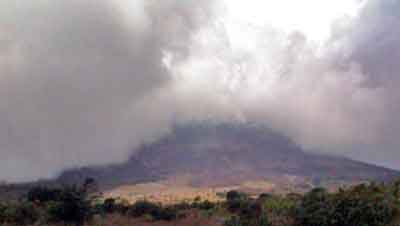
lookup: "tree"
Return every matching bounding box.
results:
[128,200,160,217]
[227,190,247,202]
[296,187,333,226]
[27,186,61,203]
[102,198,117,213]
[295,185,399,226]
[46,186,92,226]
[83,177,98,193]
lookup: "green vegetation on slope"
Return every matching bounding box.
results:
[1,178,400,226]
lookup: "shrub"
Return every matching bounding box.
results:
[27,186,62,203]
[128,200,182,221]
[102,198,117,213]
[128,200,160,218]
[45,186,92,225]
[151,206,179,221]
[295,185,399,226]
[295,187,333,226]
[2,202,39,225]
[263,196,296,216]
[192,199,216,210]
[329,185,397,226]
[226,190,251,214]
[172,201,191,211]
[260,195,297,226]
[224,215,243,226]
[224,208,269,226]
[227,190,248,202]
[258,193,273,200]
[0,202,6,222]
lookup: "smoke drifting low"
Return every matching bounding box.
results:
[0,0,216,182]
[0,0,399,182]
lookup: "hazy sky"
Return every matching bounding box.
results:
[1,0,400,182]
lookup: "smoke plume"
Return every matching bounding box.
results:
[1,0,400,182]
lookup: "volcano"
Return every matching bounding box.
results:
[56,124,399,190]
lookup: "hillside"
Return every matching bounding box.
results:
[57,124,399,191]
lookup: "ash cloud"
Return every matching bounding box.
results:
[340,0,400,167]
[0,0,216,182]
[1,0,400,182]
[165,0,400,168]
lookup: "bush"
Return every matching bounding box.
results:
[0,202,6,222]
[258,193,273,200]
[27,186,62,203]
[263,196,296,216]
[172,201,191,211]
[295,185,399,226]
[128,200,182,221]
[224,208,269,226]
[226,190,251,214]
[1,202,39,225]
[128,200,160,218]
[45,186,92,225]
[224,215,243,226]
[227,198,257,214]
[102,198,117,213]
[295,187,333,226]
[227,190,248,202]
[192,199,216,210]
[239,201,262,220]
[329,185,397,226]
[151,206,179,221]
[225,194,265,226]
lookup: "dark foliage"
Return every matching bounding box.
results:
[151,206,180,221]
[224,191,267,226]
[192,199,216,210]
[127,200,180,221]
[258,193,273,200]
[128,200,160,217]
[0,201,39,225]
[102,198,117,213]
[45,186,92,225]
[226,190,248,202]
[27,186,62,203]
[295,184,399,226]
[3,179,400,226]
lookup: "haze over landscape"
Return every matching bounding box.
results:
[1,0,400,184]
[3,2,400,226]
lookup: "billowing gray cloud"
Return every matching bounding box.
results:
[338,0,400,167]
[165,0,400,169]
[0,0,216,182]
[1,0,400,182]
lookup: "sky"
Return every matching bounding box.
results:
[1,0,400,182]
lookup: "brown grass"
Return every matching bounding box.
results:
[102,174,280,204]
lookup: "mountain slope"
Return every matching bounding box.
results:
[57,124,400,189]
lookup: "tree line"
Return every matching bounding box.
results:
[0,178,400,226]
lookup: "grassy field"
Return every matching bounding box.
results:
[103,177,278,204]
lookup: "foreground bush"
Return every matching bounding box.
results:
[223,183,400,226]
[192,199,216,210]
[262,195,297,226]
[27,186,62,203]
[128,200,160,218]
[0,201,39,225]
[296,184,399,226]
[224,190,268,226]
[45,186,92,225]
[128,200,181,221]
